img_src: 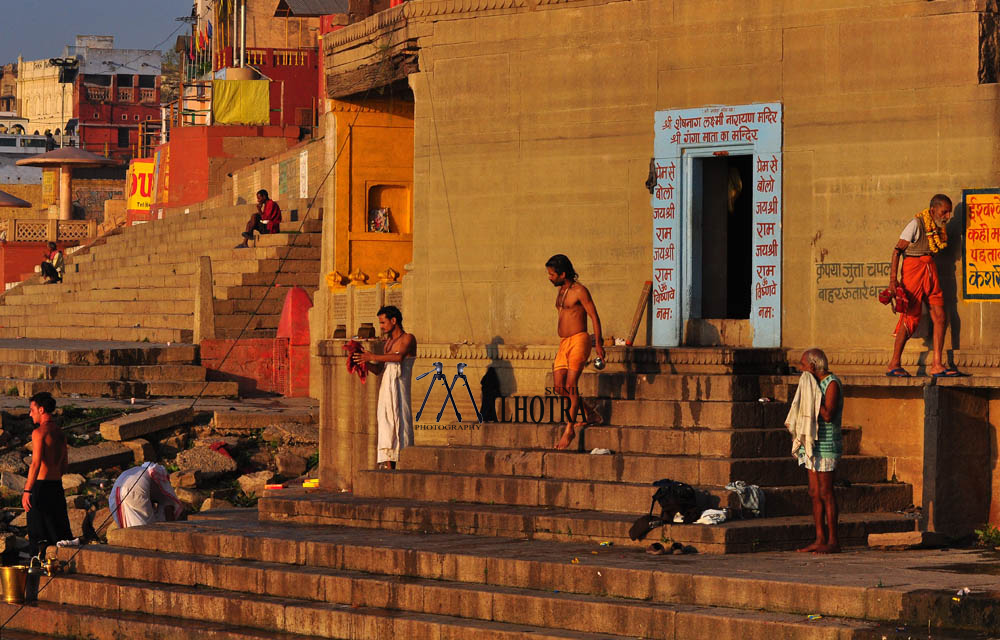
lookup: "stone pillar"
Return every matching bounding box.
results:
[318,338,379,491]
[58,167,72,220]
[193,256,216,343]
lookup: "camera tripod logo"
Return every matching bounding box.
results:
[415,362,482,423]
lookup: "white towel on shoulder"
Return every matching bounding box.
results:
[785,371,821,459]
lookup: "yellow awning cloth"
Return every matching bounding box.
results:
[212,80,270,125]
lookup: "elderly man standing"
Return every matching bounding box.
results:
[886,194,962,377]
[786,349,842,553]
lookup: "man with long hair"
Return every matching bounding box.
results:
[545,254,605,449]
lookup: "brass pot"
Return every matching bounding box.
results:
[1,565,29,604]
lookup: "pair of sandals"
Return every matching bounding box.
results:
[885,367,968,378]
[646,541,694,555]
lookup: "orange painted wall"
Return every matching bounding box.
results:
[330,99,414,280]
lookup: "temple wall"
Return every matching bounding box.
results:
[385,0,1000,361]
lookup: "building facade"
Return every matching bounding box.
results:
[68,36,162,163]
[16,56,74,136]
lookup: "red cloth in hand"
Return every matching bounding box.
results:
[343,340,368,383]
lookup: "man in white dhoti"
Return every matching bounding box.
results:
[109,462,184,528]
[352,305,417,469]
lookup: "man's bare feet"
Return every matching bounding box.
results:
[796,540,824,553]
[555,424,576,450]
[813,543,841,554]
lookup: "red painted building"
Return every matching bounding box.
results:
[67,36,162,164]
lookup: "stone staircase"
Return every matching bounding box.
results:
[0,511,984,639]
[260,355,917,554]
[0,339,237,397]
[0,202,322,343]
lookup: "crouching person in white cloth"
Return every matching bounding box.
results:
[785,348,843,554]
[109,462,185,528]
[352,305,417,470]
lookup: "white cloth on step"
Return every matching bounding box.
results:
[377,357,415,464]
[785,371,821,460]
[695,509,728,525]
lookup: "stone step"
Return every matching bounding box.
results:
[215,284,311,301]
[6,285,195,302]
[589,398,790,428]
[38,573,649,640]
[0,377,237,398]
[398,446,889,486]
[72,244,321,267]
[40,544,895,640]
[105,230,321,250]
[353,469,913,517]
[431,421,862,457]
[572,371,766,401]
[578,347,787,375]
[259,492,917,553]
[63,257,318,283]
[0,600,319,640]
[61,259,319,286]
[0,311,194,330]
[98,517,956,629]
[0,363,206,382]
[97,215,322,239]
[0,342,199,365]
[0,326,194,343]
[0,299,194,315]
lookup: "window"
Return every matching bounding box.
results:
[134,114,140,121]
[121,114,128,121]
[83,74,111,87]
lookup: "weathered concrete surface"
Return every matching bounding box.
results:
[66,441,133,474]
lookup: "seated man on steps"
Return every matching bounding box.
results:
[40,242,63,284]
[235,189,281,248]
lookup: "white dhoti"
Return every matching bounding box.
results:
[377,357,415,464]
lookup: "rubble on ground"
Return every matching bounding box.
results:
[0,406,319,562]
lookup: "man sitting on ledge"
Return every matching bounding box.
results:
[235,189,281,249]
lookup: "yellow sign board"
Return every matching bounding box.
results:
[126,159,155,212]
[964,190,1000,299]
[41,169,57,205]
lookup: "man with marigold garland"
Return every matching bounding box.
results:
[885,194,958,377]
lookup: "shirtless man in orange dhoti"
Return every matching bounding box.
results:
[886,194,961,377]
[546,254,605,450]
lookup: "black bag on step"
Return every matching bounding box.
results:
[649,478,699,524]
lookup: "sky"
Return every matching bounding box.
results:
[1,0,194,65]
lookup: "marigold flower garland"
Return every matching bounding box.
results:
[917,208,947,253]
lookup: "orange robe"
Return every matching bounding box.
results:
[894,254,943,337]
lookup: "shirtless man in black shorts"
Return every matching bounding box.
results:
[23,392,75,555]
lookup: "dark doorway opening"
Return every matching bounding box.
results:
[696,154,753,319]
